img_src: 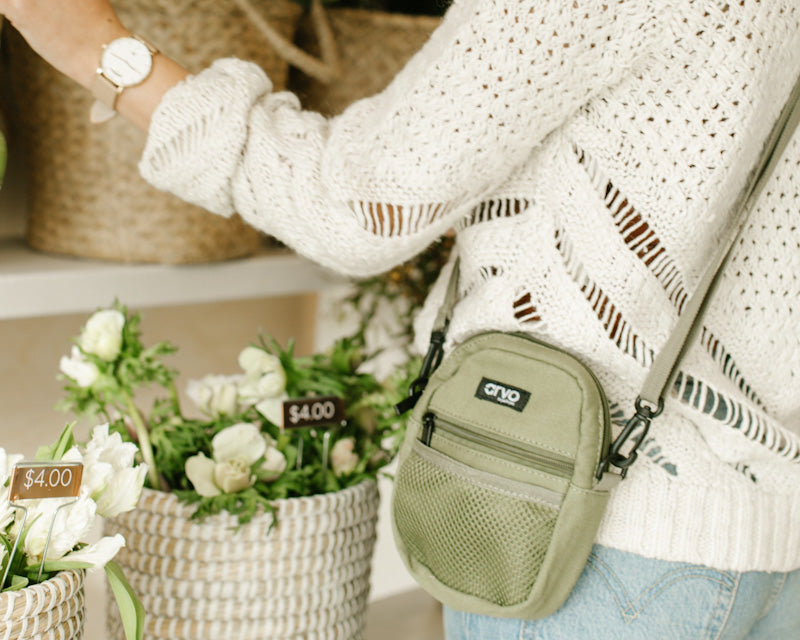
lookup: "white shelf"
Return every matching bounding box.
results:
[0,237,345,319]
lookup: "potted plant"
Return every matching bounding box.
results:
[0,423,146,640]
[57,303,415,639]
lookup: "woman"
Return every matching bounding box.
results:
[3,1,799,637]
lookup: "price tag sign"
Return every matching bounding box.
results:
[282,396,346,430]
[9,462,83,501]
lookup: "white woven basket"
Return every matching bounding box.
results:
[0,570,85,640]
[104,481,380,640]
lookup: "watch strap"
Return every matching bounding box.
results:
[90,72,123,110]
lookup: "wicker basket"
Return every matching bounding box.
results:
[290,8,441,116]
[104,481,380,640]
[0,570,85,640]
[5,0,306,264]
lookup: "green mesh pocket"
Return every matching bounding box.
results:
[393,441,560,608]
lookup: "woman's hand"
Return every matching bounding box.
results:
[0,0,128,89]
[0,0,189,130]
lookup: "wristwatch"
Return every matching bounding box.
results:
[90,34,158,123]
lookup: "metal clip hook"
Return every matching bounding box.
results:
[596,397,664,480]
[1,502,27,589]
[37,500,78,583]
[394,327,447,415]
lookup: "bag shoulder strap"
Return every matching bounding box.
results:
[603,72,800,476]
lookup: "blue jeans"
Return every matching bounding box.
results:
[444,546,800,639]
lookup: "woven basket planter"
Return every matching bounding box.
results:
[290,8,441,115]
[0,570,85,640]
[4,0,304,264]
[104,480,380,640]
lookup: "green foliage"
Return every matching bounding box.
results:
[105,561,145,640]
[34,422,76,461]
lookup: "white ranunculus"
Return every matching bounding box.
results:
[260,445,287,481]
[185,453,221,497]
[0,447,24,488]
[186,424,274,496]
[79,309,125,361]
[237,348,286,403]
[63,424,144,510]
[62,446,112,500]
[0,501,15,532]
[95,465,147,518]
[60,534,125,570]
[330,438,360,477]
[211,423,266,465]
[213,458,253,494]
[0,449,22,531]
[59,346,100,388]
[255,394,288,427]
[83,424,138,471]
[238,347,284,378]
[187,374,243,416]
[20,495,97,564]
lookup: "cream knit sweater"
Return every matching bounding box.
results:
[140,0,800,573]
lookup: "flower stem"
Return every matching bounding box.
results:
[168,381,182,416]
[123,391,160,489]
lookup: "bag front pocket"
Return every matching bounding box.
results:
[392,440,563,608]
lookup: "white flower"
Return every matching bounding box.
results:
[237,347,286,404]
[185,423,271,497]
[59,346,99,387]
[185,453,220,497]
[63,445,112,500]
[212,423,267,463]
[18,495,96,564]
[79,309,125,361]
[95,465,147,518]
[260,445,287,481]
[213,458,253,494]
[187,374,243,416]
[255,394,288,427]
[0,501,15,532]
[330,438,360,477]
[0,448,22,531]
[83,424,138,472]
[0,447,24,488]
[238,347,285,380]
[60,534,125,570]
[62,424,145,516]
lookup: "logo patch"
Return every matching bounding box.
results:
[475,377,531,412]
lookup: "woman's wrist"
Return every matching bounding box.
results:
[75,24,133,90]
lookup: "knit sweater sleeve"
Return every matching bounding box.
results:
[140,0,666,277]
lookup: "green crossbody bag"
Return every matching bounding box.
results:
[390,74,800,620]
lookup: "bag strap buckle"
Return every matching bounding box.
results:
[596,397,663,480]
[394,327,447,415]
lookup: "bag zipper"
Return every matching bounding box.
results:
[421,412,575,478]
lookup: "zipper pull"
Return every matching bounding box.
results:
[420,413,435,447]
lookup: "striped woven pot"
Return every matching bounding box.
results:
[104,481,380,640]
[0,570,85,640]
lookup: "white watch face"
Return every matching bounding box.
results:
[101,37,153,87]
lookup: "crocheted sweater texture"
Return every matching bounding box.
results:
[141,0,800,572]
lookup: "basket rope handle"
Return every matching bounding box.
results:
[230,0,341,84]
